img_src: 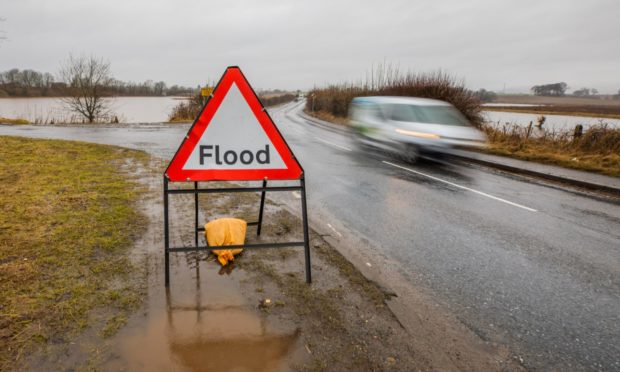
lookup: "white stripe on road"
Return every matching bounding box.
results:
[382,161,538,212]
[314,136,352,152]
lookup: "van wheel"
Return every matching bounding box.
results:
[404,144,419,163]
[354,132,370,150]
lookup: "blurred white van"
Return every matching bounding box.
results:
[349,96,486,161]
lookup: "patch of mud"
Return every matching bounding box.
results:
[188,183,426,370]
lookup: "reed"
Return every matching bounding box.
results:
[482,122,620,176]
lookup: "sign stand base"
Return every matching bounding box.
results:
[163,176,312,286]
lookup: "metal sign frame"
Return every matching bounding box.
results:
[163,66,311,286]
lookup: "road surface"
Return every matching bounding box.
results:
[1,101,618,370]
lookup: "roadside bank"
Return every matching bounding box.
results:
[0,137,150,370]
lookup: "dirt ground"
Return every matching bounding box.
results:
[20,155,524,371]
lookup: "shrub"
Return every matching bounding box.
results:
[259,93,297,107]
[167,93,204,122]
[168,92,297,122]
[305,64,484,127]
[483,122,620,155]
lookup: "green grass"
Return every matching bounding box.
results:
[0,136,149,370]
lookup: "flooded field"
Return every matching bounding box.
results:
[3,97,618,130]
[0,97,186,123]
[483,110,620,130]
[482,103,544,107]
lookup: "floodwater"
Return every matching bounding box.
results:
[0,96,186,123]
[483,110,620,130]
[2,97,619,130]
[0,123,189,158]
[482,103,544,107]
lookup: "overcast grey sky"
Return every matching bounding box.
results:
[1,0,619,93]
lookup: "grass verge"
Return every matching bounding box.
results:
[0,136,149,370]
[0,117,30,125]
[481,124,620,177]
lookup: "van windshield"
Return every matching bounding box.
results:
[388,104,470,126]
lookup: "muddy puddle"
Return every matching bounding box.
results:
[102,181,304,371]
[104,256,301,371]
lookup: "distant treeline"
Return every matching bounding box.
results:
[0,68,195,97]
[531,82,568,96]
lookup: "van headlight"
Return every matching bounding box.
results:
[395,128,440,139]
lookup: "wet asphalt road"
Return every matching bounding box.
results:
[2,101,619,370]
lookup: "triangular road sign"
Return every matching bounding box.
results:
[166,66,303,182]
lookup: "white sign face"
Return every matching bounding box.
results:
[182,82,287,170]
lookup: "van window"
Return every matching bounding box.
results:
[352,102,384,121]
[388,104,423,122]
[368,104,384,120]
[418,106,469,126]
[388,104,469,126]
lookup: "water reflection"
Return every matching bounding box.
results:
[106,254,300,371]
[0,97,184,123]
[484,110,620,130]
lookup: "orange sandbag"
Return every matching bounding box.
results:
[205,218,247,266]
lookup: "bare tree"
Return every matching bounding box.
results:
[59,55,113,123]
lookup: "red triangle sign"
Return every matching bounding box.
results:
[166,67,303,182]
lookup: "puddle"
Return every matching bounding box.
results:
[101,185,301,371]
[104,253,300,371]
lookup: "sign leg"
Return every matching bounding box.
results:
[300,176,312,284]
[257,179,267,236]
[164,177,170,286]
[194,181,199,247]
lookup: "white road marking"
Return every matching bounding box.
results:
[326,223,343,237]
[292,191,301,199]
[314,136,352,152]
[382,161,538,212]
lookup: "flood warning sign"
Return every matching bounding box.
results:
[165,66,302,182]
